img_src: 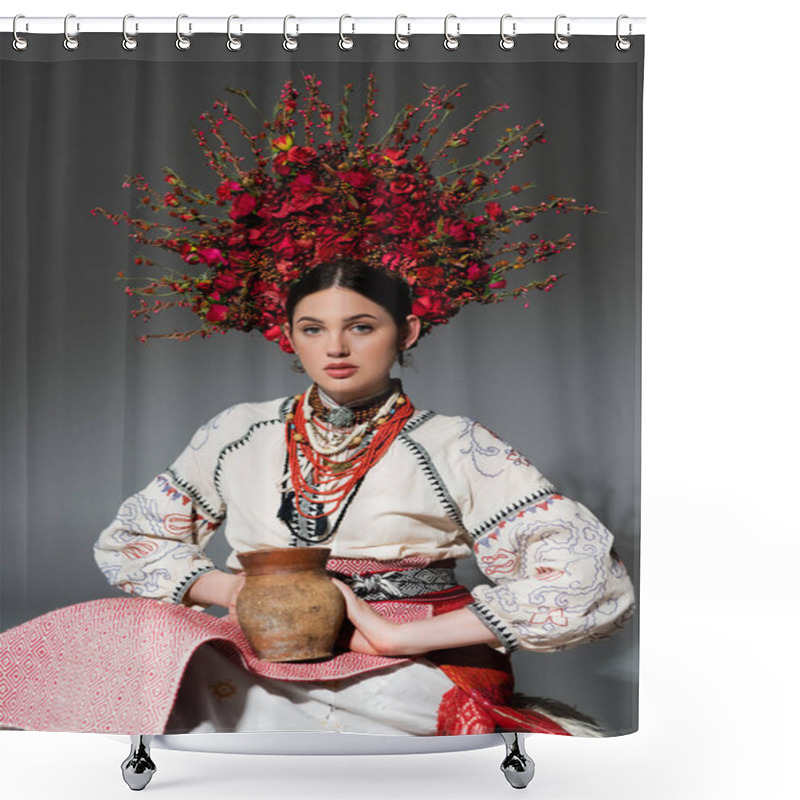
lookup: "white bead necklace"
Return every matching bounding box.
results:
[301,383,401,456]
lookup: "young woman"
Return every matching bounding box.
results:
[1,259,634,738]
[90,259,635,736]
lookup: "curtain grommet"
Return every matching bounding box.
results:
[616,15,632,51]
[227,15,242,51]
[283,15,299,51]
[554,14,570,51]
[443,14,460,50]
[499,14,515,50]
[12,14,28,51]
[175,14,191,50]
[63,13,79,51]
[122,14,138,51]
[339,15,354,50]
[394,15,410,50]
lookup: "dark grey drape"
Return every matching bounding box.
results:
[1,33,642,734]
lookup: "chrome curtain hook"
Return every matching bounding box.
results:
[394,15,410,50]
[554,14,570,50]
[122,14,138,51]
[12,14,28,51]
[63,13,79,51]
[176,14,191,50]
[283,15,298,50]
[339,15,354,50]
[616,14,632,51]
[443,14,460,50]
[499,14,515,50]
[227,15,242,51]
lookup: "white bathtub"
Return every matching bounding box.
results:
[106,731,506,756]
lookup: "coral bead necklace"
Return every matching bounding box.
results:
[283,380,415,521]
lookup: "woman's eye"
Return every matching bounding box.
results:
[301,326,320,335]
[353,324,373,333]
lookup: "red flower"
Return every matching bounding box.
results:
[278,333,295,353]
[339,169,375,189]
[443,218,476,242]
[485,202,504,221]
[467,263,489,281]
[274,233,301,259]
[389,175,416,195]
[198,248,226,266]
[213,273,241,292]
[272,151,291,176]
[261,323,283,342]
[414,266,446,288]
[412,291,449,321]
[286,145,317,167]
[217,180,242,201]
[274,173,327,217]
[382,147,408,166]
[206,305,228,322]
[230,193,257,220]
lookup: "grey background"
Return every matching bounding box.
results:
[1,34,642,734]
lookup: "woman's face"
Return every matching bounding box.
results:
[283,286,421,406]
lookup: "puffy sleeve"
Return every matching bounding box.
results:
[93,407,234,610]
[451,416,636,654]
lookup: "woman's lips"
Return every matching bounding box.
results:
[324,366,357,378]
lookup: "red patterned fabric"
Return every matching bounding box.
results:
[326,556,449,574]
[0,597,427,734]
[0,556,571,736]
[425,593,573,736]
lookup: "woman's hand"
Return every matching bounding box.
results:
[331,578,507,656]
[183,570,245,624]
[330,578,403,656]
[225,573,247,625]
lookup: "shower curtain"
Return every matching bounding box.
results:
[0,25,642,739]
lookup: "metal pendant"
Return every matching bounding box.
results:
[326,405,356,428]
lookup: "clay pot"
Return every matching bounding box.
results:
[235,547,345,662]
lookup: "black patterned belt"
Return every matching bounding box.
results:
[327,564,460,601]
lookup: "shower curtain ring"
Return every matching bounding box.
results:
[176,14,191,50]
[63,14,79,51]
[122,15,138,51]
[499,14,515,50]
[394,15,410,50]
[339,15,354,50]
[554,15,570,50]
[283,16,299,50]
[227,15,242,51]
[443,14,460,50]
[616,15,632,51]
[12,15,28,51]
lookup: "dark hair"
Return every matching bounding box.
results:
[285,260,416,354]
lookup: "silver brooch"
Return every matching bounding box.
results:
[326,405,356,428]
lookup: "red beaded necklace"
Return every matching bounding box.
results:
[284,386,415,520]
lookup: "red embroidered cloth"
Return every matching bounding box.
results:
[0,597,428,734]
[0,556,571,736]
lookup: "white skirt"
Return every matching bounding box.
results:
[165,643,457,736]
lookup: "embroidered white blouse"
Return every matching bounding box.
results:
[94,395,635,655]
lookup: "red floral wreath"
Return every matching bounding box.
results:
[92,73,597,353]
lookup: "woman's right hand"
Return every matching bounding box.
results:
[225,573,247,625]
[184,569,245,621]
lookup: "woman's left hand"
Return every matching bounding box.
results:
[330,578,403,656]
